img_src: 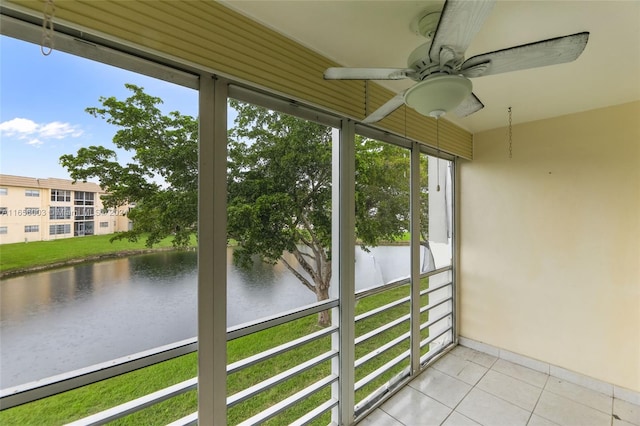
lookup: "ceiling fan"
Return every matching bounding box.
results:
[324,0,589,123]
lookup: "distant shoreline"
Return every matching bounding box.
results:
[1,239,408,279]
[0,247,193,279]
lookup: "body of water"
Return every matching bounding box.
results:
[0,244,449,388]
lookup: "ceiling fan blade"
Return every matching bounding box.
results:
[460,32,589,78]
[363,92,406,123]
[454,93,484,117]
[324,67,414,80]
[429,0,496,62]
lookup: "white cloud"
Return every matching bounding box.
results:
[27,138,44,146]
[0,117,83,145]
[0,118,39,136]
[38,121,84,139]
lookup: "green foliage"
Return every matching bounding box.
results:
[227,100,334,304]
[355,138,411,247]
[60,84,198,248]
[60,87,420,305]
[227,100,415,310]
[419,152,431,241]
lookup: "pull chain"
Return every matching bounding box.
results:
[508,106,513,159]
[403,106,408,179]
[41,0,56,56]
[436,117,441,192]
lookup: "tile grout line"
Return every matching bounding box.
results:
[453,358,555,424]
[378,404,406,426]
[435,353,495,426]
[525,371,559,426]
[543,378,615,416]
[461,338,640,406]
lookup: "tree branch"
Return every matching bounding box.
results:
[291,246,321,285]
[299,214,326,276]
[281,256,316,294]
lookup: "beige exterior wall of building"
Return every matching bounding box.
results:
[458,101,640,392]
[0,175,131,244]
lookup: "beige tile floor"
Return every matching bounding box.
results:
[359,346,640,426]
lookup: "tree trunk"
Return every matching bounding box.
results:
[316,281,331,327]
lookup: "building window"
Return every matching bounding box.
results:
[74,192,95,220]
[0,188,7,196]
[51,189,71,202]
[25,207,41,216]
[0,207,7,215]
[0,226,7,234]
[24,225,39,233]
[99,221,109,228]
[74,221,94,236]
[25,189,40,197]
[50,206,72,220]
[49,224,71,235]
[74,206,94,220]
[74,191,94,205]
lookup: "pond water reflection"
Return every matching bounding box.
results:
[0,244,448,388]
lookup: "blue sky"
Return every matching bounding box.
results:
[0,35,199,180]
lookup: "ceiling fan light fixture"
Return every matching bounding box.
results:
[404,75,472,118]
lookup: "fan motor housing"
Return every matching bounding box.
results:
[404,75,472,117]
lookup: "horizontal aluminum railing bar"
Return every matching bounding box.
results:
[166,412,198,426]
[352,342,446,420]
[354,350,410,392]
[227,325,337,375]
[290,398,339,426]
[355,276,410,300]
[61,305,341,424]
[2,271,451,418]
[291,399,338,426]
[353,365,410,417]
[420,280,452,296]
[66,378,197,426]
[167,411,198,426]
[227,350,338,408]
[355,313,409,346]
[355,305,450,371]
[355,265,451,301]
[0,337,197,410]
[421,296,453,315]
[0,300,339,411]
[237,375,338,426]
[420,311,452,332]
[226,299,339,341]
[355,331,409,369]
[420,325,453,350]
[355,295,410,323]
[420,341,456,367]
[420,341,451,367]
[419,265,453,280]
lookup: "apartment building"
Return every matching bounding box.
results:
[0,174,131,245]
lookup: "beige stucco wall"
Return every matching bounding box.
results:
[459,101,640,391]
[0,186,48,244]
[0,176,120,244]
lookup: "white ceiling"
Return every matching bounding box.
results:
[223,1,640,133]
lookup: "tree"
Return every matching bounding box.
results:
[60,84,198,247]
[227,100,411,326]
[61,86,413,327]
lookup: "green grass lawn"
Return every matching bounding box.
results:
[0,234,433,424]
[0,233,195,274]
[0,278,433,426]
